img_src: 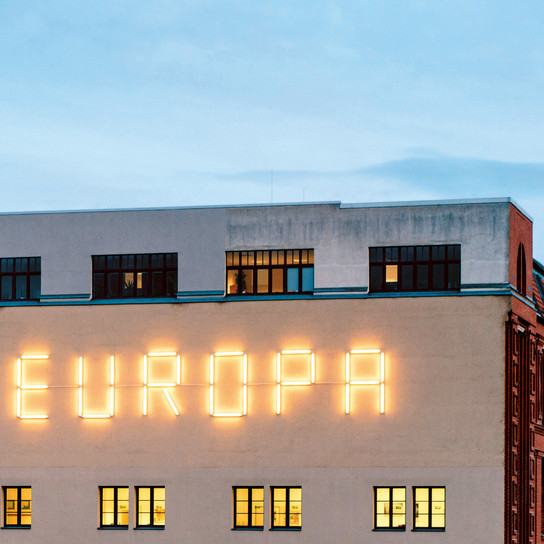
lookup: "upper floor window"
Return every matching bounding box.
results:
[99,486,129,528]
[374,486,405,531]
[413,487,445,530]
[369,245,460,293]
[0,257,40,301]
[226,250,314,296]
[92,253,177,299]
[233,486,264,530]
[3,486,31,528]
[270,486,302,530]
[517,243,526,295]
[136,486,165,528]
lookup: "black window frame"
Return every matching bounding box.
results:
[226,250,314,296]
[412,486,446,531]
[92,253,177,300]
[270,486,302,531]
[0,257,41,301]
[373,486,406,531]
[2,486,31,529]
[99,486,129,529]
[369,244,460,293]
[232,486,264,530]
[135,486,165,529]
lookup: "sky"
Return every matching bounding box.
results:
[0,2,543,249]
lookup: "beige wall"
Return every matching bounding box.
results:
[0,296,508,541]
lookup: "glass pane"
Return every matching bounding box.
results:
[237,502,249,514]
[6,488,18,501]
[227,270,239,295]
[1,276,13,300]
[15,276,27,299]
[301,268,313,292]
[166,271,177,296]
[226,252,233,266]
[236,513,248,526]
[433,488,445,501]
[385,247,398,262]
[272,269,283,293]
[392,488,405,501]
[287,268,299,292]
[433,514,445,528]
[123,272,135,296]
[271,251,277,265]
[139,512,151,526]
[308,249,314,264]
[252,513,264,526]
[256,251,263,265]
[400,246,414,261]
[286,250,293,264]
[29,275,40,299]
[376,514,390,527]
[117,488,129,501]
[416,265,429,290]
[107,273,119,297]
[139,488,150,500]
[232,252,239,266]
[432,264,445,290]
[292,250,300,264]
[416,246,429,261]
[376,488,390,502]
[247,252,255,266]
[290,488,302,501]
[277,251,284,265]
[392,514,405,527]
[152,271,163,296]
[20,488,31,501]
[241,269,253,294]
[370,266,382,291]
[415,513,428,528]
[154,487,165,501]
[448,263,460,289]
[257,269,269,293]
[432,245,445,260]
[262,251,269,265]
[400,265,413,290]
[252,488,264,501]
[385,265,398,285]
[274,488,286,501]
[137,272,148,296]
[415,488,428,501]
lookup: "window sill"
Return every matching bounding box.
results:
[97,526,128,530]
[2,526,31,530]
[134,526,165,530]
[412,528,445,532]
[232,527,264,531]
[269,527,301,531]
[372,528,406,532]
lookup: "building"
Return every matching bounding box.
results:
[0,197,541,543]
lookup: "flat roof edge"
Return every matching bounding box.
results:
[0,197,531,219]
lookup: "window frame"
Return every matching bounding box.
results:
[226,250,314,296]
[135,486,165,529]
[98,486,129,529]
[232,486,265,531]
[2,486,31,529]
[369,244,460,293]
[412,486,446,531]
[270,486,302,531]
[0,257,41,302]
[92,253,177,300]
[373,486,406,531]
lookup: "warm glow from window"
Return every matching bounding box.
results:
[276,350,315,415]
[78,356,115,418]
[209,352,247,417]
[385,264,398,283]
[345,350,385,415]
[17,356,49,419]
[143,353,181,416]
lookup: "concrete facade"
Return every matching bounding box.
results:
[0,198,536,543]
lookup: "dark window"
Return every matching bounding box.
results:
[374,487,405,531]
[0,257,40,301]
[226,250,314,296]
[99,486,129,528]
[135,486,165,528]
[233,487,264,530]
[369,245,460,293]
[517,243,526,295]
[92,253,177,299]
[3,487,31,528]
[270,486,302,530]
[413,487,445,531]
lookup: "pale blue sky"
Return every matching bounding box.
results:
[1,2,543,250]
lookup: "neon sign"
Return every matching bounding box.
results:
[15,349,386,419]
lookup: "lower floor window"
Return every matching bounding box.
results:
[99,486,129,528]
[271,486,302,530]
[136,486,165,528]
[233,486,264,529]
[413,487,445,530]
[374,487,406,530]
[3,487,31,528]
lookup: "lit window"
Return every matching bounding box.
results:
[3,487,31,528]
[413,487,445,531]
[233,486,264,530]
[136,487,165,528]
[99,486,129,528]
[226,250,314,295]
[271,486,301,530]
[374,487,405,530]
[92,253,177,299]
[0,257,40,301]
[369,245,460,293]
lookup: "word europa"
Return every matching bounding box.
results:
[16,349,385,419]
